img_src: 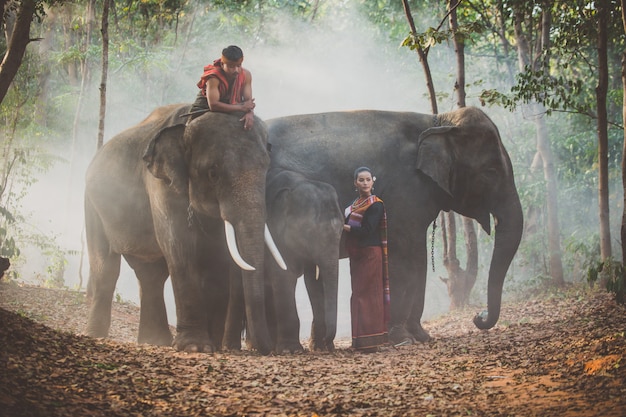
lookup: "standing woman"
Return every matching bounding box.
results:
[343,167,390,352]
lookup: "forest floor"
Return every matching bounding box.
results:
[0,279,625,417]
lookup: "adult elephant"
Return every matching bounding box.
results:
[84,103,284,354]
[266,106,524,345]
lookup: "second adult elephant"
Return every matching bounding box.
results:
[85,104,284,354]
[267,107,524,345]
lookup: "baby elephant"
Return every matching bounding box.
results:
[265,169,344,353]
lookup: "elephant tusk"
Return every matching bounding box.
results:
[315,265,320,280]
[265,225,288,271]
[224,221,255,271]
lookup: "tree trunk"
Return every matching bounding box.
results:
[596,0,611,261]
[534,102,564,285]
[451,0,465,109]
[401,0,437,114]
[512,2,564,286]
[439,0,479,309]
[0,0,37,105]
[70,0,95,159]
[620,0,626,274]
[98,0,110,150]
[440,212,478,309]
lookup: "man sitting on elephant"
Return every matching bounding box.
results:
[190,45,256,130]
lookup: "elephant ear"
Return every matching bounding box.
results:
[415,126,455,198]
[142,124,188,194]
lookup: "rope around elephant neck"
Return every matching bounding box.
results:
[431,217,437,273]
[430,114,439,273]
[187,205,194,228]
[187,205,210,235]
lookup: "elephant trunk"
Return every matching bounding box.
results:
[473,190,523,330]
[233,221,273,354]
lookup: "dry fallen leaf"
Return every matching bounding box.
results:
[1,280,625,416]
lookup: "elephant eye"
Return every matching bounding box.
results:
[207,164,219,182]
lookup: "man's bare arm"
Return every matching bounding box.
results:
[205,72,255,113]
[239,70,255,130]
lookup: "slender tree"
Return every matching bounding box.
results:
[401,0,479,308]
[97,0,110,150]
[440,0,479,309]
[620,0,626,290]
[401,0,438,114]
[512,1,565,286]
[0,0,39,105]
[596,0,611,261]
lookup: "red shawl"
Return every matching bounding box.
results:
[196,59,246,104]
[345,195,390,324]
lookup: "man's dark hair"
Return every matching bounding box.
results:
[222,45,244,61]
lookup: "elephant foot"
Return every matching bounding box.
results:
[407,324,432,343]
[86,326,109,339]
[309,339,335,352]
[172,332,217,353]
[222,340,242,352]
[388,324,416,346]
[86,317,110,339]
[138,328,173,347]
[275,340,304,355]
[222,332,243,351]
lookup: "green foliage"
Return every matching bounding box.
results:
[0,39,69,283]
[479,64,586,115]
[401,20,485,52]
[0,207,20,258]
[564,233,600,282]
[587,257,626,305]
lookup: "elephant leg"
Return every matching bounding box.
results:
[304,265,326,351]
[405,256,432,343]
[319,259,339,351]
[205,258,229,350]
[124,255,173,346]
[270,261,303,354]
[388,238,429,346]
[405,234,432,342]
[86,251,121,338]
[223,265,244,351]
[155,213,217,352]
[304,261,338,352]
[407,294,431,342]
[264,275,277,350]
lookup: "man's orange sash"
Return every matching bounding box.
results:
[197,59,245,104]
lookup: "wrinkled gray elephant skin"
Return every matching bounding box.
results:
[222,169,343,353]
[266,107,524,345]
[84,103,274,354]
[265,169,343,353]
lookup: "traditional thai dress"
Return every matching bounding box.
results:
[345,195,390,350]
[190,59,246,113]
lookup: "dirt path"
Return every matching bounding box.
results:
[1,280,625,416]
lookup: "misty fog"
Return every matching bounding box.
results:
[19,5,468,340]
